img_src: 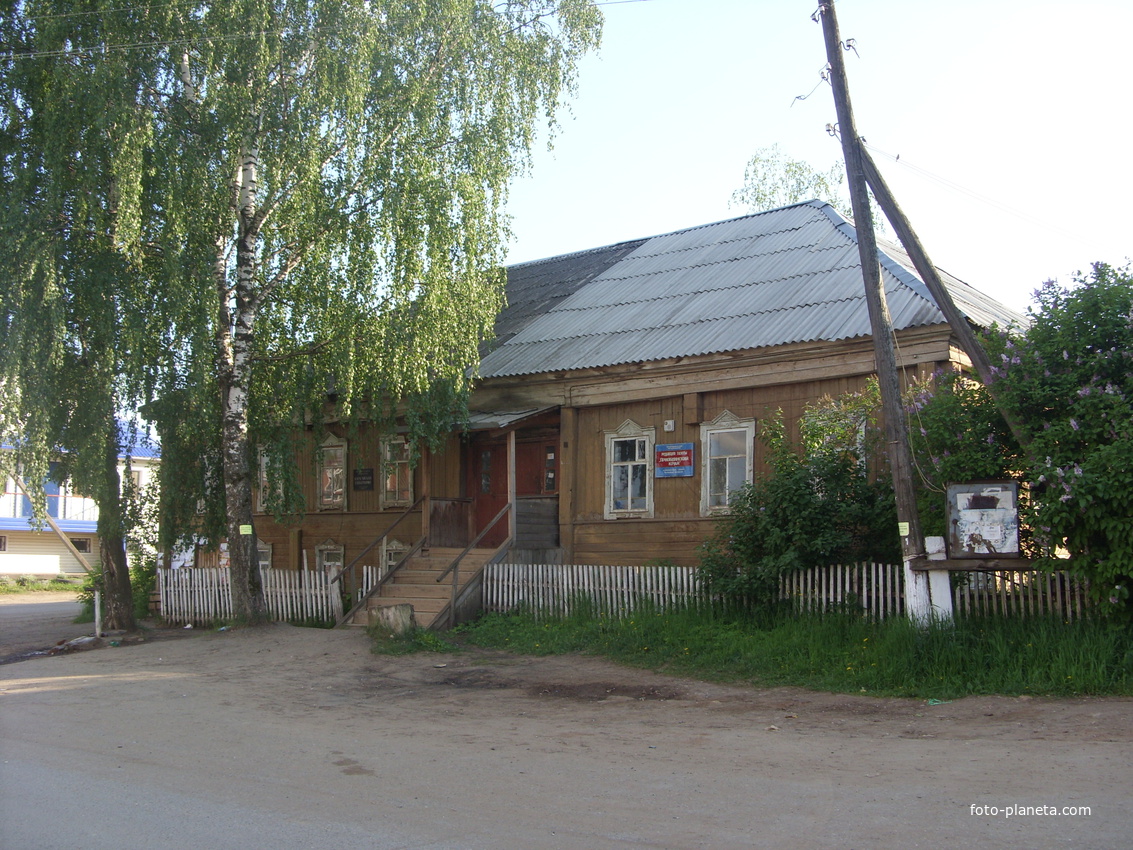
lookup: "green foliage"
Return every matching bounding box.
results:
[906,370,1023,538]
[4,2,604,621]
[457,607,1133,698]
[698,386,900,606]
[730,143,884,230]
[910,263,1133,620]
[1003,264,1133,618]
[74,554,159,622]
[732,144,849,217]
[0,576,80,594]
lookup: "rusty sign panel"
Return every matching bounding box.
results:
[946,482,1020,559]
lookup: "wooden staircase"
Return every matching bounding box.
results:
[345,547,495,630]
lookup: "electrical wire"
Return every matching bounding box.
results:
[862,142,1102,254]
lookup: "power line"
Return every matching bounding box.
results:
[862,141,1103,254]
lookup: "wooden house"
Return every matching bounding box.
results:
[249,200,1025,626]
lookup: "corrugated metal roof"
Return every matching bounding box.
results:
[481,201,1028,378]
[465,407,556,431]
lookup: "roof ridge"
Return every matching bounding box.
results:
[505,200,838,269]
[523,257,866,315]
[500,293,867,345]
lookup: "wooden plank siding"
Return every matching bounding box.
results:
[571,519,714,566]
[252,429,465,584]
[249,325,957,573]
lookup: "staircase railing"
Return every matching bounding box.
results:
[329,495,425,595]
[335,534,426,628]
[330,495,425,628]
[433,502,513,630]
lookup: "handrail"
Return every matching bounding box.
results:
[435,502,512,585]
[430,502,513,631]
[330,495,425,587]
[432,534,512,631]
[335,534,426,628]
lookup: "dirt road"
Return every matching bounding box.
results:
[0,591,85,660]
[1,614,1130,848]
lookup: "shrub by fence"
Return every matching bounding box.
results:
[157,567,343,626]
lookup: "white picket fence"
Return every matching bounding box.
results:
[484,562,703,618]
[157,567,343,626]
[159,563,1092,626]
[782,562,906,618]
[951,568,1090,620]
[484,562,1091,621]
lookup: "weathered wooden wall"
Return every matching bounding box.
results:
[253,428,464,574]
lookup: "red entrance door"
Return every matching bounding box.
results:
[468,436,509,548]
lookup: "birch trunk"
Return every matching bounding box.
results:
[98,424,136,632]
[214,144,269,622]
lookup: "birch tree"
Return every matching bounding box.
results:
[5,1,602,622]
[1,3,159,630]
[732,144,850,217]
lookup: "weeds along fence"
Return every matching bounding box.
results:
[157,567,344,626]
[483,562,1090,622]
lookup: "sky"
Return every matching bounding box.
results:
[503,0,1133,314]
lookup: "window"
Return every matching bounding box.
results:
[604,420,655,519]
[318,438,346,510]
[70,537,92,553]
[315,540,344,577]
[382,538,409,573]
[0,535,6,552]
[381,437,412,508]
[700,411,755,515]
[544,445,557,494]
[256,449,271,514]
[256,540,273,570]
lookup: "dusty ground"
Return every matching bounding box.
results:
[0,590,86,661]
[1,594,1131,848]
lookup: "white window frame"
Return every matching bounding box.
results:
[317,437,347,511]
[700,410,756,516]
[315,539,344,577]
[604,420,655,520]
[380,436,413,509]
[256,539,273,570]
[0,535,6,552]
[255,449,271,514]
[70,537,93,554]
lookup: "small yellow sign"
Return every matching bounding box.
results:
[898,522,910,537]
[239,524,253,535]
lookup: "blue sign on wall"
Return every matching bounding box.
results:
[655,443,694,478]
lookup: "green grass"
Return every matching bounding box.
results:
[367,623,460,655]
[453,601,1133,699]
[0,575,83,594]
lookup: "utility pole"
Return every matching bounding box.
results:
[817,0,934,619]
